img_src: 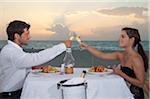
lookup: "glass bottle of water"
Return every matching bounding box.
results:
[63,48,75,74]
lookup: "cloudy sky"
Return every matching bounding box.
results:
[0,0,149,41]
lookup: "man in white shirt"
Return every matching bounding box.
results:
[0,20,72,99]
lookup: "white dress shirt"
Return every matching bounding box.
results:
[0,40,66,93]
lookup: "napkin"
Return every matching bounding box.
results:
[63,77,85,85]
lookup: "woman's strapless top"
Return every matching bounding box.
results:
[121,66,136,78]
[121,66,144,99]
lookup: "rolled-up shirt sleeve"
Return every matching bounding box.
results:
[13,43,66,68]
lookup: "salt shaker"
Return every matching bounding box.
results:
[60,64,65,74]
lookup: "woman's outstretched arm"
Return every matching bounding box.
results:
[80,42,121,60]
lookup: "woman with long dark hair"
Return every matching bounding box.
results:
[80,27,148,99]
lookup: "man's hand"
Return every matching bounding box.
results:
[64,40,72,48]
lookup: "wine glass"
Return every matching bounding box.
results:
[69,32,81,43]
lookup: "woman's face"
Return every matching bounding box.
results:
[119,30,131,48]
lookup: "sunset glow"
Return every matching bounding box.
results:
[0,0,149,41]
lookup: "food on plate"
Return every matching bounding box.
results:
[89,66,108,72]
[42,66,59,73]
[32,65,59,73]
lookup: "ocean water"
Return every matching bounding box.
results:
[0,40,149,67]
[0,40,149,51]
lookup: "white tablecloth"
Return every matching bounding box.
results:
[21,68,134,99]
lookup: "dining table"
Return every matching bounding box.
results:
[21,68,134,99]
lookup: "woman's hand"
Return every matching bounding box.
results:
[112,65,123,76]
[79,42,89,49]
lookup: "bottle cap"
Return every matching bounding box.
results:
[80,70,87,78]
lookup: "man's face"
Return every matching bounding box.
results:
[19,28,31,45]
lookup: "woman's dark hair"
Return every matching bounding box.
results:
[6,20,30,41]
[122,27,148,72]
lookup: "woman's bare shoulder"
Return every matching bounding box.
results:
[131,52,144,66]
[133,52,143,61]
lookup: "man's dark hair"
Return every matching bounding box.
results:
[6,20,30,41]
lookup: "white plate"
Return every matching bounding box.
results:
[87,69,113,75]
